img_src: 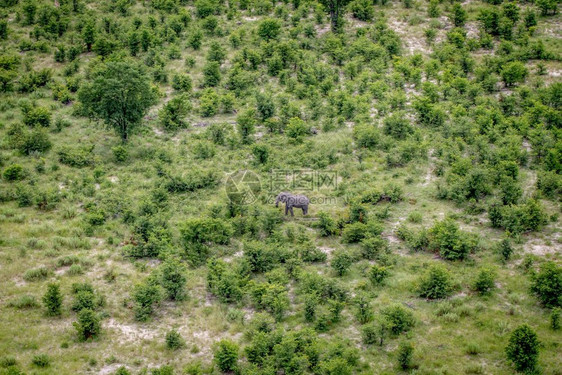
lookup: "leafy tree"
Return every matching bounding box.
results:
[383,111,413,139]
[368,265,389,285]
[349,0,374,21]
[257,18,281,40]
[160,259,187,301]
[501,62,528,87]
[78,62,156,141]
[286,117,310,143]
[203,61,221,87]
[159,94,191,131]
[0,20,9,40]
[331,251,353,276]
[319,0,353,32]
[133,278,162,321]
[550,308,560,330]
[237,108,256,144]
[536,0,558,16]
[354,293,374,324]
[214,339,239,372]
[252,144,270,164]
[382,305,415,335]
[82,20,96,52]
[472,268,496,295]
[74,309,101,341]
[530,262,562,308]
[256,92,275,121]
[316,211,338,236]
[43,283,63,316]
[428,218,476,261]
[451,4,467,27]
[417,264,454,299]
[165,329,185,350]
[505,324,540,372]
[397,341,414,370]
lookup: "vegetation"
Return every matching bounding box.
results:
[0,0,560,373]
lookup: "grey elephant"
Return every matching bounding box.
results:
[275,192,310,216]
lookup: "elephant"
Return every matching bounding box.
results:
[275,192,310,216]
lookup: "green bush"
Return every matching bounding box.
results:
[342,221,383,243]
[24,266,50,281]
[349,0,375,21]
[473,268,496,295]
[57,145,95,167]
[331,251,353,276]
[530,261,561,308]
[237,108,256,144]
[133,279,162,321]
[428,218,477,261]
[257,18,281,40]
[160,258,187,301]
[74,308,101,341]
[397,341,414,370]
[23,106,51,127]
[43,283,62,316]
[368,265,389,285]
[505,324,540,372]
[286,117,310,143]
[112,145,128,162]
[214,339,239,372]
[417,264,454,299]
[31,354,51,368]
[382,305,415,335]
[165,329,185,350]
[551,308,561,330]
[3,165,25,181]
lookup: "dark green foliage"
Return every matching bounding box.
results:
[3,165,25,181]
[489,199,548,234]
[472,268,496,295]
[417,264,454,299]
[172,74,192,92]
[382,305,415,335]
[133,278,162,321]
[74,308,101,341]
[428,218,477,261]
[159,94,191,131]
[368,264,389,285]
[551,308,561,330]
[530,262,562,308]
[354,293,374,324]
[501,62,528,87]
[237,108,256,144]
[43,283,62,316]
[180,218,232,266]
[397,341,414,370]
[203,61,221,87]
[31,354,50,368]
[316,211,338,236]
[252,144,270,164]
[497,238,514,262]
[160,258,187,301]
[78,62,157,141]
[349,0,374,21]
[505,324,540,372]
[451,4,467,27]
[112,145,128,163]
[257,18,281,40]
[331,251,353,276]
[383,111,413,139]
[319,0,353,32]
[214,339,239,372]
[23,106,51,127]
[165,329,185,350]
[342,221,383,243]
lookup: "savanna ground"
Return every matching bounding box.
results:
[0,0,561,374]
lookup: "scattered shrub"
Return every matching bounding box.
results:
[530,261,562,308]
[166,329,185,350]
[74,308,101,341]
[214,339,239,372]
[505,324,540,373]
[417,264,454,299]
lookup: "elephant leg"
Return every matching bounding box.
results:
[285,205,288,215]
[303,206,308,215]
[290,206,294,216]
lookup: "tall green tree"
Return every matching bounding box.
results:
[319,0,352,33]
[78,62,156,141]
